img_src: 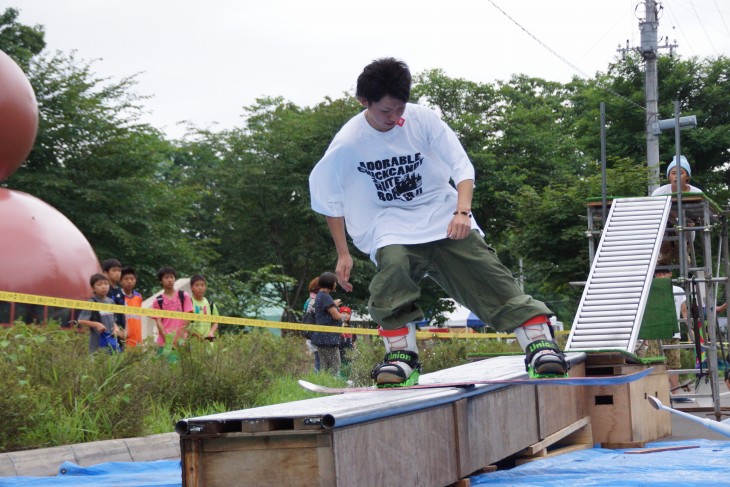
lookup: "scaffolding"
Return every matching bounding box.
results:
[585,193,729,420]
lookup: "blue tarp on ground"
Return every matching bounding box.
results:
[2,440,729,486]
[472,439,730,486]
[0,460,181,487]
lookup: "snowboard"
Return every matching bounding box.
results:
[299,367,653,394]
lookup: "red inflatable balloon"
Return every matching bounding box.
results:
[0,50,38,181]
[0,189,100,300]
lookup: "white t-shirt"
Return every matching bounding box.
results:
[652,184,703,242]
[651,184,702,195]
[309,103,481,260]
[672,285,686,338]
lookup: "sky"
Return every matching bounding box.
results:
[10,0,730,139]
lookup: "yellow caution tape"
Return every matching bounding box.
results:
[0,290,567,339]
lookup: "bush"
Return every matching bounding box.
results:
[0,324,521,452]
[0,324,313,452]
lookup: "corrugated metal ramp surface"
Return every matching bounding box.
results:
[566,196,671,352]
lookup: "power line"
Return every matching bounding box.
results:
[711,0,730,36]
[486,0,645,113]
[664,1,697,56]
[688,0,718,54]
[486,0,592,79]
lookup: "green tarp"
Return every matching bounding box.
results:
[639,277,677,340]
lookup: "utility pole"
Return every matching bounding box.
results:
[618,1,677,195]
[641,0,660,195]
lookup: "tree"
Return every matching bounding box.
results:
[0,8,45,71]
[2,50,207,292]
[191,97,369,319]
[572,53,730,202]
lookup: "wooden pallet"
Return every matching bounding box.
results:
[514,416,593,465]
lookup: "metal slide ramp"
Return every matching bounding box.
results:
[566,196,672,352]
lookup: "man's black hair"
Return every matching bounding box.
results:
[101,258,122,272]
[190,274,207,286]
[356,57,411,104]
[90,273,109,287]
[156,266,177,282]
[121,266,137,278]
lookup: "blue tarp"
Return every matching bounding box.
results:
[472,439,730,486]
[467,311,486,328]
[0,460,181,487]
[2,440,729,486]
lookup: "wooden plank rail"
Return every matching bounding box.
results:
[178,353,670,486]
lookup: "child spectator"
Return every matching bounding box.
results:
[102,258,127,343]
[339,305,357,377]
[311,272,345,375]
[188,274,219,341]
[120,266,144,348]
[76,273,121,354]
[339,305,355,357]
[303,277,321,371]
[151,266,193,347]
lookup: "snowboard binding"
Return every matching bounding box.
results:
[371,350,422,387]
[525,339,569,378]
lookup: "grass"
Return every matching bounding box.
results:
[0,323,547,453]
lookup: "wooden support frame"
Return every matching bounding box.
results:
[178,356,670,485]
[515,416,593,465]
[179,359,591,486]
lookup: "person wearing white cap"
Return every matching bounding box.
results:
[651,155,702,195]
[653,155,702,264]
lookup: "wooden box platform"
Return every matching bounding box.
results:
[179,355,588,487]
[584,354,671,448]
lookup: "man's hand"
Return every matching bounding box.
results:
[326,216,354,292]
[447,213,472,240]
[448,179,474,240]
[336,253,354,292]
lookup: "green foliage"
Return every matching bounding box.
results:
[0,8,45,71]
[0,323,532,453]
[4,11,730,339]
[0,324,316,452]
[202,265,298,325]
[2,48,207,293]
[510,157,649,320]
[260,371,348,405]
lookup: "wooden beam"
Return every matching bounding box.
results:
[520,416,592,456]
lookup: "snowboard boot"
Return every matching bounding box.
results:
[371,323,421,387]
[515,315,569,378]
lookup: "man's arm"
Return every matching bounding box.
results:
[447,179,475,240]
[326,216,354,292]
[77,319,105,332]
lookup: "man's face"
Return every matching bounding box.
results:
[191,280,206,299]
[361,95,406,132]
[668,167,689,190]
[120,274,137,293]
[93,280,110,296]
[105,266,122,285]
[161,273,176,290]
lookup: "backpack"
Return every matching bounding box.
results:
[302,308,316,325]
[156,290,186,310]
[301,300,316,339]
